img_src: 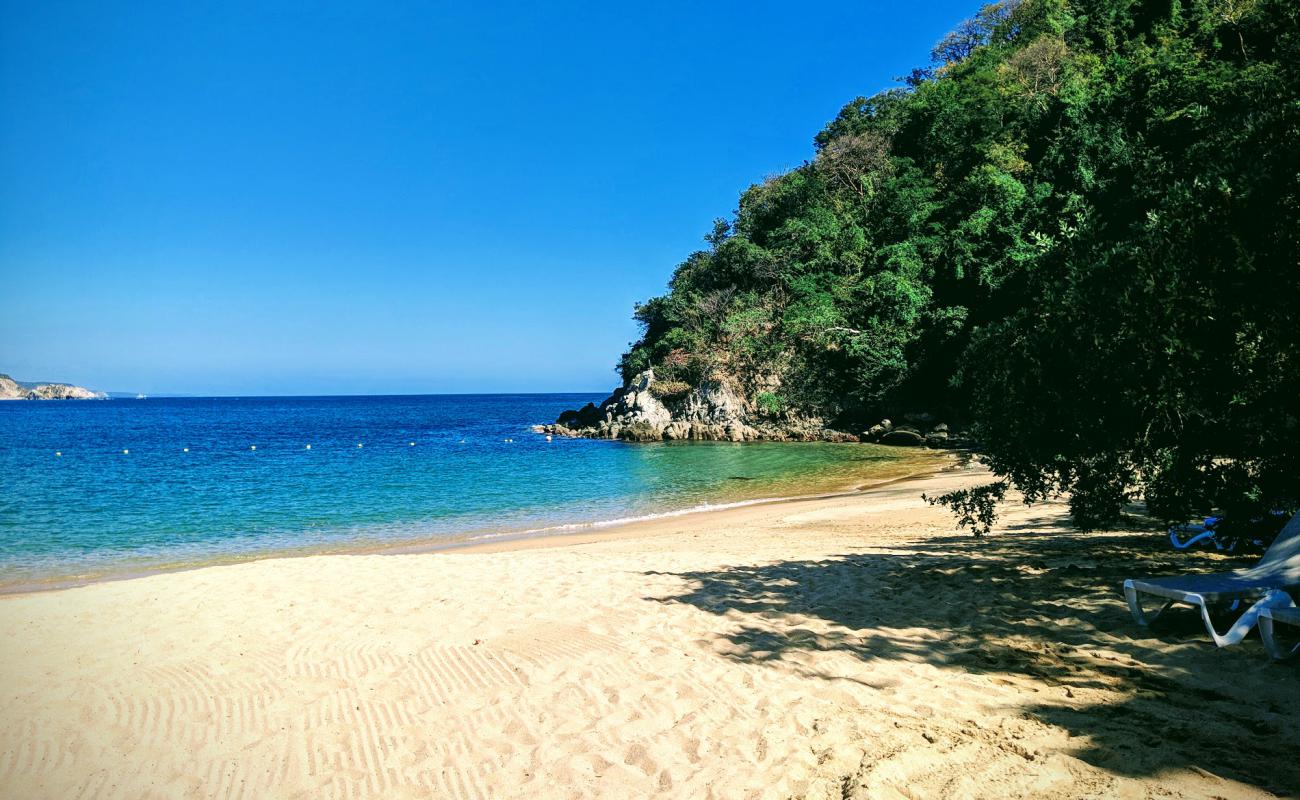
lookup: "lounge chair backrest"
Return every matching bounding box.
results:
[1245,511,1300,588]
[1262,511,1300,566]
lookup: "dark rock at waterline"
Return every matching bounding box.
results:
[556,402,603,429]
[576,403,603,428]
[925,431,950,447]
[881,429,926,447]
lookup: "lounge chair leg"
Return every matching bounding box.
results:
[1124,581,1173,627]
[1197,590,1296,648]
[1259,596,1300,661]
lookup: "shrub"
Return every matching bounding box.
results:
[755,392,785,417]
[649,380,692,400]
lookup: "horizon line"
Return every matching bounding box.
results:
[83,390,613,400]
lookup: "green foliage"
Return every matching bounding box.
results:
[953,0,1300,531]
[755,392,785,417]
[924,482,1008,537]
[617,0,1300,531]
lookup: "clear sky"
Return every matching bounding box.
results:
[1,1,975,395]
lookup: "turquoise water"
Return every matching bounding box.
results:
[0,395,926,587]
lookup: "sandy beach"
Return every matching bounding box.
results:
[1,461,1296,799]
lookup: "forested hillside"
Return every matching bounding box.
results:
[593,0,1300,529]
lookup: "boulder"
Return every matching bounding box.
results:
[881,429,925,447]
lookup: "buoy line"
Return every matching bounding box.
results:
[53,438,536,456]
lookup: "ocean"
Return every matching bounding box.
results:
[0,394,927,588]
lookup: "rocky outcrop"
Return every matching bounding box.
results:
[0,374,106,400]
[540,371,757,442]
[537,371,962,446]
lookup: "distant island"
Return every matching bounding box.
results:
[0,373,106,400]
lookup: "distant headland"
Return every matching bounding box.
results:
[0,374,106,400]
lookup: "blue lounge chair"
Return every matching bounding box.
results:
[1170,510,1289,552]
[1169,516,1229,551]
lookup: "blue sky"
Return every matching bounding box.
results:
[1,1,974,395]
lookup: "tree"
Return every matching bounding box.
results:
[944,0,1300,533]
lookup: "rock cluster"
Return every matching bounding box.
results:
[859,414,952,448]
[536,371,959,447]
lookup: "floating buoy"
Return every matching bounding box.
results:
[305,444,312,450]
[546,435,552,442]
[122,449,129,455]
[409,441,415,446]
[250,445,256,451]
[55,451,62,456]
[357,443,363,448]
[183,448,189,453]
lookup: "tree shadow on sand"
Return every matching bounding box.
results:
[645,518,1300,795]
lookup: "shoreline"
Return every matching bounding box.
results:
[377,453,961,556]
[0,449,957,598]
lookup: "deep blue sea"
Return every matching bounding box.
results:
[0,395,924,587]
